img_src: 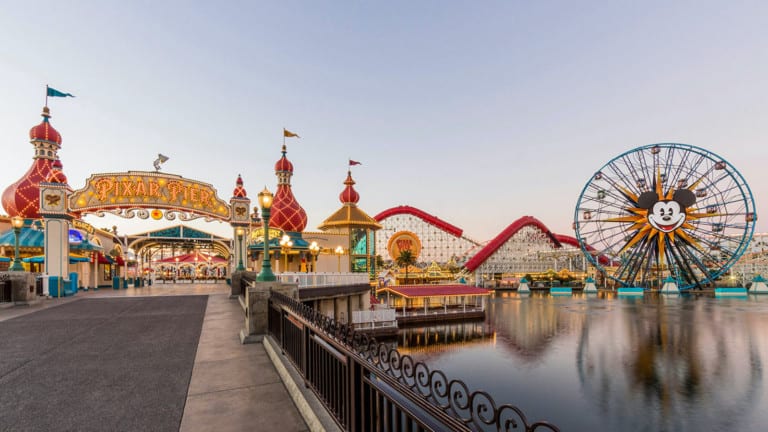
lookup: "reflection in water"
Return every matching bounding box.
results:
[398,320,493,358]
[577,294,764,431]
[398,292,768,431]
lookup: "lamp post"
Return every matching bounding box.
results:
[309,241,320,273]
[279,234,293,273]
[335,245,344,273]
[256,187,276,281]
[236,227,245,271]
[10,216,25,271]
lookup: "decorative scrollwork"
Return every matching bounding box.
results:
[121,208,150,219]
[269,291,560,432]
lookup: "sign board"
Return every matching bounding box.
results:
[72,219,95,235]
[250,227,284,242]
[387,231,421,261]
[69,171,230,221]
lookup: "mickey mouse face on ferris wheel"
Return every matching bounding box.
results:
[637,189,697,233]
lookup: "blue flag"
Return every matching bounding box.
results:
[47,86,75,98]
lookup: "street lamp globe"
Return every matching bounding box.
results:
[279,235,293,273]
[256,187,276,282]
[257,187,273,209]
[309,241,320,273]
[335,246,344,273]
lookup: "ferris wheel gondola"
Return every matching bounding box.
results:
[573,143,756,290]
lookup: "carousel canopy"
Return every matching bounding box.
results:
[155,251,227,264]
[0,227,44,248]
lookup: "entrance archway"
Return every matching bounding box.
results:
[40,170,252,288]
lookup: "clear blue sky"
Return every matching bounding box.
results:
[2,1,767,241]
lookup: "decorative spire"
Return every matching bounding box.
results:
[339,170,360,204]
[232,174,247,198]
[318,169,381,232]
[29,106,62,158]
[274,144,294,176]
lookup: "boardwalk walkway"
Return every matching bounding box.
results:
[0,283,310,432]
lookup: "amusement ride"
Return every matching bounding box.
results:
[574,143,756,290]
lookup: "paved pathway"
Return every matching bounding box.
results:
[0,282,309,432]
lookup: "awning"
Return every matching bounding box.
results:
[71,238,103,252]
[0,228,44,248]
[0,256,10,262]
[115,256,125,266]
[96,253,114,264]
[22,254,91,264]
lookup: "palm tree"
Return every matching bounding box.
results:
[396,250,417,285]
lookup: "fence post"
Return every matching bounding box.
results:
[348,356,361,432]
[303,322,310,388]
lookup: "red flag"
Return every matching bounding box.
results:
[349,159,362,166]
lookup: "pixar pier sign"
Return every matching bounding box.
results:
[68,171,230,219]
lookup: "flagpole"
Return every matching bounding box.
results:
[45,85,49,107]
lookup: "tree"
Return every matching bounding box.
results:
[375,254,385,270]
[396,250,417,285]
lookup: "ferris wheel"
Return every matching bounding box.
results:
[574,143,756,290]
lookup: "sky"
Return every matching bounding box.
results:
[2,1,767,243]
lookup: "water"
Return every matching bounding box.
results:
[396,291,768,432]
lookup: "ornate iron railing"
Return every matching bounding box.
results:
[268,291,559,432]
[278,272,371,288]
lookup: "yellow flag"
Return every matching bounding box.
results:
[283,128,300,138]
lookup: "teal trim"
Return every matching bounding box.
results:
[618,287,645,295]
[550,287,572,295]
[23,254,89,264]
[147,225,217,239]
[149,226,182,238]
[715,287,748,296]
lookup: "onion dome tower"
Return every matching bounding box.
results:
[318,170,381,275]
[2,107,64,219]
[270,144,308,233]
